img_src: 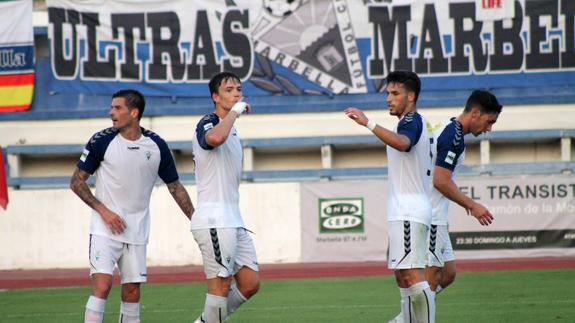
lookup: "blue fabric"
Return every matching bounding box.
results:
[77,127,118,174]
[435,119,465,171]
[196,113,220,150]
[397,111,423,152]
[143,128,179,184]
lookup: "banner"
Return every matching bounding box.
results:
[0,0,34,112]
[46,0,575,98]
[300,180,388,263]
[447,174,575,258]
[300,174,575,262]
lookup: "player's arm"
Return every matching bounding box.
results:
[205,102,250,148]
[344,107,411,151]
[433,166,493,226]
[166,180,194,220]
[69,167,126,233]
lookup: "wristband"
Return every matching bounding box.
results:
[366,119,377,131]
[231,102,247,115]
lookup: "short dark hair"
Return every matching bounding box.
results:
[208,72,241,98]
[464,90,502,114]
[385,71,421,104]
[112,89,145,120]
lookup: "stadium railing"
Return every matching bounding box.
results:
[3,129,574,188]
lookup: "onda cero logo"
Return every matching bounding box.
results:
[319,198,364,234]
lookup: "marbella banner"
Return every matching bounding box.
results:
[46,0,575,97]
[0,0,35,112]
[300,174,575,262]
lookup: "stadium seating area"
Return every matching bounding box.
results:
[4,128,574,188]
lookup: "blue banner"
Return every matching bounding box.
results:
[46,0,575,97]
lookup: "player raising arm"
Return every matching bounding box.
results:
[191,72,259,323]
[346,71,435,323]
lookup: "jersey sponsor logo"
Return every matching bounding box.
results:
[80,148,90,162]
[445,151,456,164]
[319,198,364,233]
[127,146,140,150]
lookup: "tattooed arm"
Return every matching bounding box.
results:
[166,180,194,220]
[70,167,126,234]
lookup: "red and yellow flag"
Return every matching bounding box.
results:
[0,0,34,112]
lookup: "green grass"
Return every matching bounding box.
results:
[1,269,574,322]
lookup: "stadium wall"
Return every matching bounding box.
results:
[0,182,301,270]
[2,174,574,270]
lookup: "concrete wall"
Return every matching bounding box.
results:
[0,182,300,270]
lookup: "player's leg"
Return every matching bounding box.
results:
[389,221,435,323]
[85,235,121,323]
[192,228,237,323]
[86,274,113,323]
[228,228,260,316]
[426,224,444,291]
[117,242,147,323]
[389,222,442,323]
[435,224,456,295]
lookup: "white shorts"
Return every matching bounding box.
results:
[89,234,147,284]
[192,227,259,279]
[427,224,455,267]
[387,221,429,270]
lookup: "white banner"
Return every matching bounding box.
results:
[301,174,575,262]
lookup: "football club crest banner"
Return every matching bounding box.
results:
[46,0,575,97]
[0,0,34,112]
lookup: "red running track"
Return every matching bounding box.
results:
[1,257,574,289]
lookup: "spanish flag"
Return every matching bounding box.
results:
[0,0,34,112]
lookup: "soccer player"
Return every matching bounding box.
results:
[345,71,435,323]
[388,90,502,322]
[70,89,195,323]
[191,72,259,323]
[426,90,501,296]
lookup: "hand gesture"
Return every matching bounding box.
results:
[468,203,493,226]
[232,97,251,115]
[344,107,368,127]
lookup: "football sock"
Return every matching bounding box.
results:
[399,288,413,322]
[85,295,106,323]
[202,294,228,323]
[119,301,140,323]
[405,281,435,323]
[227,284,247,316]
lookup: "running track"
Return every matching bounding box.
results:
[1,257,574,289]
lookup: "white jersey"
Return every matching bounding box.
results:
[191,113,245,230]
[430,118,465,225]
[386,111,433,226]
[77,128,179,245]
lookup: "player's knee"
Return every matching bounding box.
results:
[237,278,259,299]
[121,283,141,302]
[245,280,260,298]
[443,270,456,287]
[92,281,112,299]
